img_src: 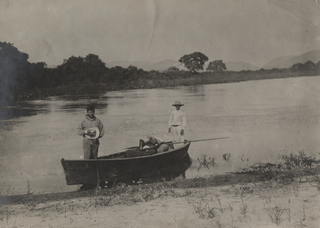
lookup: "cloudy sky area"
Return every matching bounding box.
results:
[1,0,320,67]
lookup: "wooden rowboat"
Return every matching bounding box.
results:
[61,142,191,186]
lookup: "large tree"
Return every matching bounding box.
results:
[57,56,86,83]
[57,54,107,83]
[84,54,105,67]
[206,60,227,72]
[291,60,316,72]
[316,61,320,73]
[84,54,106,82]
[304,60,316,70]
[178,52,208,73]
[0,41,46,102]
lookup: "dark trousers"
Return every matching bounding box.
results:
[83,140,99,159]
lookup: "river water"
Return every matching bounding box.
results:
[1,76,320,195]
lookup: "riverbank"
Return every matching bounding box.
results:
[9,70,319,100]
[1,166,320,228]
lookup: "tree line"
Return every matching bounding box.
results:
[0,42,319,102]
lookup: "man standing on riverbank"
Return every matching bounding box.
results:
[168,101,186,148]
[77,104,105,159]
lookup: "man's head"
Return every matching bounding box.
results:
[172,101,184,110]
[86,104,95,118]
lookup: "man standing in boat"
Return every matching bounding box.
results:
[168,101,186,148]
[77,104,105,159]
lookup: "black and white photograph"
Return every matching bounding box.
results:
[1,0,320,227]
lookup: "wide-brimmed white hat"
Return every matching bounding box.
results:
[172,101,184,106]
[85,127,100,139]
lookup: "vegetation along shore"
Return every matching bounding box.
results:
[1,41,320,103]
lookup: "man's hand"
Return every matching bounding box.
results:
[88,130,96,137]
[84,129,96,137]
[180,129,184,136]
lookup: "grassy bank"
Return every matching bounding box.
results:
[1,165,320,228]
[2,165,319,206]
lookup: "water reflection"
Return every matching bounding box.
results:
[183,85,205,97]
[0,103,49,121]
[59,102,108,113]
[57,94,104,101]
[156,153,192,180]
[134,153,192,183]
[0,95,110,119]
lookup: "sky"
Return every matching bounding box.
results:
[0,0,320,67]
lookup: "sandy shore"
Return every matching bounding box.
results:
[1,169,320,228]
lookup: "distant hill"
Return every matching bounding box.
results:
[224,61,259,71]
[106,59,261,72]
[263,49,320,69]
[105,59,179,72]
[144,59,180,71]
[262,55,294,69]
[47,65,57,68]
[105,60,153,69]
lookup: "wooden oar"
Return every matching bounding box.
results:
[125,137,229,149]
[168,136,229,145]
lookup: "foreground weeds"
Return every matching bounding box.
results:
[266,205,287,226]
[187,178,319,228]
[1,150,320,227]
[1,173,319,228]
[197,155,217,171]
[237,150,319,174]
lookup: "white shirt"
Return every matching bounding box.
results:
[168,110,187,129]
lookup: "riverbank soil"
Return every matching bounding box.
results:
[1,169,320,228]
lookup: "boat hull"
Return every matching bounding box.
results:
[61,143,191,185]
